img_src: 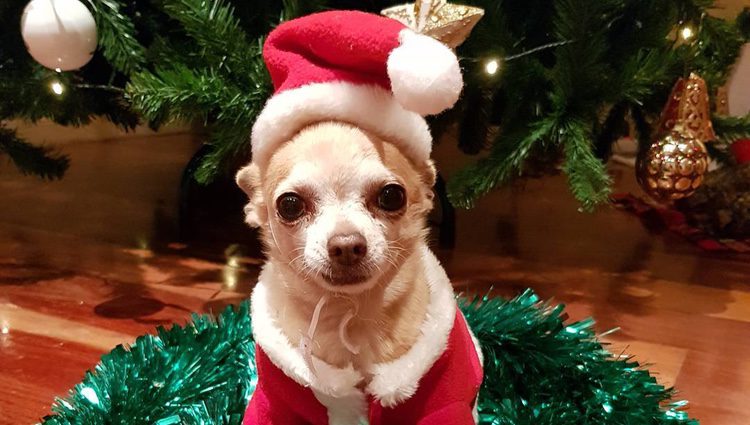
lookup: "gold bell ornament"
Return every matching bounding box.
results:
[636,73,715,201]
[636,126,709,201]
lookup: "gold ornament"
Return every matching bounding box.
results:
[657,73,716,145]
[636,126,708,201]
[381,0,484,48]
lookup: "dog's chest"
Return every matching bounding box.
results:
[310,315,420,371]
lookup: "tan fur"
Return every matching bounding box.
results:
[239,122,436,373]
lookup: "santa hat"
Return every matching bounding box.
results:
[250,10,463,168]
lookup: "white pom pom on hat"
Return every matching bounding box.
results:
[388,31,463,116]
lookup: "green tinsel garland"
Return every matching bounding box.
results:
[42,290,696,425]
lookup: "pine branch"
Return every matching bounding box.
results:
[127,0,276,183]
[127,66,251,125]
[127,60,269,183]
[0,125,69,179]
[618,49,679,105]
[549,0,614,117]
[193,122,255,184]
[560,121,612,211]
[86,0,146,74]
[160,0,262,86]
[692,15,746,89]
[447,120,555,209]
[712,114,750,144]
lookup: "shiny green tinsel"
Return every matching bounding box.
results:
[43,290,696,425]
[460,291,696,425]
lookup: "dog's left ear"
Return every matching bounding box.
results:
[236,163,268,228]
[420,160,437,201]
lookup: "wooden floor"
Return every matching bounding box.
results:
[1,132,749,424]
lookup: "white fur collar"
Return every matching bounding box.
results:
[251,244,456,422]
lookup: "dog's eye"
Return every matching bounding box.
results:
[276,193,305,221]
[377,184,406,212]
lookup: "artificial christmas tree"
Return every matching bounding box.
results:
[2,0,750,211]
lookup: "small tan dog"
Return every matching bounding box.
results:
[238,10,482,424]
[237,121,435,370]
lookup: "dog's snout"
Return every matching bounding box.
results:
[327,233,368,265]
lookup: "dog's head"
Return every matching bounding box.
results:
[237,122,435,294]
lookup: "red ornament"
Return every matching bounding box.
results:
[731,139,750,165]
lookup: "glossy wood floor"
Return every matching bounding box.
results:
[1,131,749,424]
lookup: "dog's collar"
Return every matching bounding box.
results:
[250,244,457,412]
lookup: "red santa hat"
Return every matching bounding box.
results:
[250,10,463,168]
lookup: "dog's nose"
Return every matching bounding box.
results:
[327,233,368,265]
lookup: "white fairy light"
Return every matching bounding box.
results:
[485,58,500,75]
[50,81,65,96]
[680,26,694,40]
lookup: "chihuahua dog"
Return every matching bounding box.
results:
[238,121,482,425]
[237,9,483,424]
[237,121,436,370]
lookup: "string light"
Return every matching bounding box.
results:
[485,58,501,75]
[223,255,241,289]
[50,80,64,96]
[680,26,694,41]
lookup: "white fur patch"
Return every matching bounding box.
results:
[251,244,457,420]
[365,245,456,406]
[251,267,364,397]
[251,83,432,169]
[313,390,368,425]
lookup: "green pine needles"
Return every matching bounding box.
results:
[124,0,273,183]
[2,0,750,209]
[42,290,696,425]
[0,125,69,179]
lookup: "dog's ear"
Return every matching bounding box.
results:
[409,159,437,216]
[420,160,437,201]
[236,163,268,228]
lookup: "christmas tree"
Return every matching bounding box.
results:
[2,0,750,208]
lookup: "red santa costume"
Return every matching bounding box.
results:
[242,10,483,425]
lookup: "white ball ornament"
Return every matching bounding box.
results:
[21,0,98,71]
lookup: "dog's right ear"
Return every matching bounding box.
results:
[236,163,268,228]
